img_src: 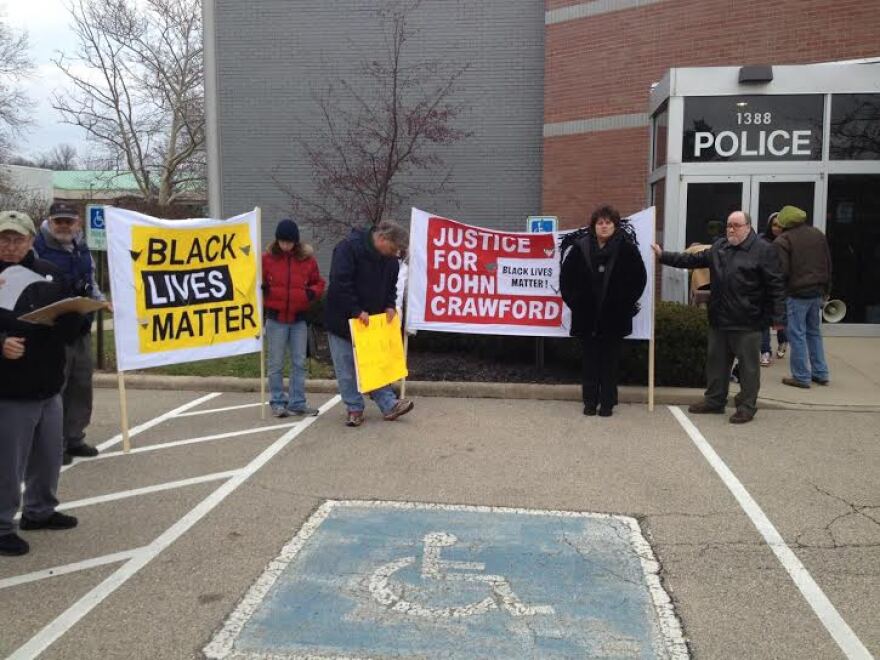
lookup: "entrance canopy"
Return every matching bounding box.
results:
[648,61,880,335]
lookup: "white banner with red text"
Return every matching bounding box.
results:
[405,207,654,340]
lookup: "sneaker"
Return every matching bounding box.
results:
[782,377,810,389]
[383,399,414,421]
[67,443,99,458]
[776,342,788,358]
[289,406,320,417]
[270,405,289,418]
[0,533,29,556]
[688,401,725,414]
[811,376,830,386]
[583,403,597,416]
[19,511,78,531]
[345,410,364,427]
[760,352,771,367]
[729,409,755,424]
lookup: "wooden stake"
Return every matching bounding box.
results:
[400,331,409,399]
[255,207,266,419]
[118,371,131,452]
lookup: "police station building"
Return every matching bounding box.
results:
[204,1,880,335]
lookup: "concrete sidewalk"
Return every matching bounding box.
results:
[94,337,880,412]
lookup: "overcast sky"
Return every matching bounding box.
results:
[3,0,92,160]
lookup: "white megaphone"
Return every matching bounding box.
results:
[822,299,846,323]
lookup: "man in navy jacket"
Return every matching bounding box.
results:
[324,221,413,427]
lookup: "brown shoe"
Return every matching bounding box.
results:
[687,401,725,414]
[345,410,364,427]
[782,377,810,389]
[383,399,414,421]
[729,409,754,424]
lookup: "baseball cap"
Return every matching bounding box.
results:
[48,201,80,220]
[0,210,36,236]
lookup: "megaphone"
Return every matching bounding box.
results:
[822,299,846,323]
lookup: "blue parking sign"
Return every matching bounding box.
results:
[527,215,557,233]
[86,204,107,250]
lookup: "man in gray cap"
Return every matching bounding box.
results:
[0,210,83,556]
[34,201,108,463]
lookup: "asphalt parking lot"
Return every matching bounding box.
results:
[1,387,877,659]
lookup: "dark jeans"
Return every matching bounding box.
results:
[579,335,621,410]
[705,328,762,414]
[761,326,787,354]
[62,333,94,449]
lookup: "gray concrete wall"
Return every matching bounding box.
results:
[209,0,544,269]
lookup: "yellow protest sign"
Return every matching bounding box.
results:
[349,313,408,393]
[107,208,262,371]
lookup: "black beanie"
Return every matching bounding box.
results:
[275,218,300,243]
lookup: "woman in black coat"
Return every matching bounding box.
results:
[560,205,647,417]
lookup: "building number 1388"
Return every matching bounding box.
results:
[737,112,772,125]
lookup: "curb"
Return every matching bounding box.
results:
[93,372,880,411]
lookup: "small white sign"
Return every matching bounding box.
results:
[86,204,107,251]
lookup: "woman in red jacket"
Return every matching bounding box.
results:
[262,219,325,417]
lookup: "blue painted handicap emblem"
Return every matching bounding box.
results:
[90,207,105,230]
[205,501,687,659]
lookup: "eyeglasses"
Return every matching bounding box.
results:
[0,234,29,246]
[726,222,748,229]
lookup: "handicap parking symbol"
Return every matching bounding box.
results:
[205,501,687,659]
[90,207,105,230]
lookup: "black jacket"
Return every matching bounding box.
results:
[660,231,785,330]
[560,231,647,338]
[0,252,84,400]
[324,227,399,340]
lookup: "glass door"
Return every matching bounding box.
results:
[749,175,821,235]
[680,176,750,248]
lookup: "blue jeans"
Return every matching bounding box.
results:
[266,318,309,410]
[327,332,398,414]
[786,296,830,383]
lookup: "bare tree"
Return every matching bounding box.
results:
[37,143,79,170]
[0,186,50,221]
[52,0,204,207]
[276,1,470,240]
[0,12,33,180]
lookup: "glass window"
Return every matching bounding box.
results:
[652,104,668,170]
[651,179,665,239]
[684,182,742,247]
[683,95,823,162]
[826,175,880,324]
[830,94,880,160]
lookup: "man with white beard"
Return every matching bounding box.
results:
[652,211,785,424]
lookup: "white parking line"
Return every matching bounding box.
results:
[176,402,263,417]
[668,406,872,660]
[85,422,298,462]
[0,549,144,591]
[14,471,240,521]
[8,394,341,660]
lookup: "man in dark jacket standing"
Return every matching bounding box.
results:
[34,202,108,463]
[773,205,832,388]
[652,211,786,423]
[325,221,413,427]
[0,210,82,556]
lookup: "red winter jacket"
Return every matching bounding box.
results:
[262,243,326,323]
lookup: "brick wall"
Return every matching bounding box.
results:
[543,0,880,222]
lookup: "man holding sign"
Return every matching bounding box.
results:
[325,221,414,427]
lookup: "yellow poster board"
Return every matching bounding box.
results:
[349,312,408,393]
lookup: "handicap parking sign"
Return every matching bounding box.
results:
[86,204,107,251]
[527,215,557,233]
[205,501,687,659]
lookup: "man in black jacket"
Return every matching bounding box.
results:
[652,211,785,424]
[324,221,413,427]
[0,210,83,556]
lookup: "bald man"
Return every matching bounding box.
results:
[652,211,785,424]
